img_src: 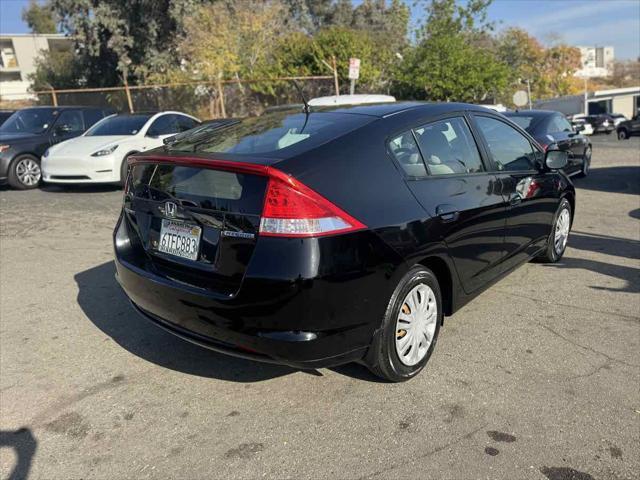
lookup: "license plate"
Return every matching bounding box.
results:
[158,219,201,261]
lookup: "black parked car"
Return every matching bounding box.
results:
[584,114,614,134]
[114,103,574,382]
[0,106,115,189]
[504,110,592,177]
[0,110,15,126]
[616,113,640,139]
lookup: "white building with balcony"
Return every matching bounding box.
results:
[0,33,72,101]
[575,46,615,78]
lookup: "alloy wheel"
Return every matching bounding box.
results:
[583,147,591,175]
[15,158,41,187]
[554,208,570,255]
[395,284,438,366]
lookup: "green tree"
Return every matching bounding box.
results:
[22,0,57,34]
[44,0,206,87]
[397,0,509,101]
[29,49,85,90]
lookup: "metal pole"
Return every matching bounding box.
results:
[349,79,355,95]
[50,87,58,107]
[123,78,134,113]
[332,56,339,96]
[526,79,532,110]
[583,77,588,115]
[217,77,226,118]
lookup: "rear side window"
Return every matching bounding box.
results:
[475,116,536,171]
[548,115,573,133]
[176,115,199,132]
[388,131,427,177]
[83,109,105,128]
[147,115,179,136]
[414,117,484,175]
[508,116,535,131]
[55,110,84,134]
[165,111,373,155]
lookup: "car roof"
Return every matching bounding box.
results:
[308,94,396,107]
[503,110,558,117]
[316,101,504,118]
[20,105,109,111]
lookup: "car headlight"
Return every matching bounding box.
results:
[0,145,10,154]
[91,145,118,157]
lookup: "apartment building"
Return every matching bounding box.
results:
[0,33,72,101]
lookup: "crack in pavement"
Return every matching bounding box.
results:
[357,423,488,480]
[539,324,639,369]
[495,289,640,323]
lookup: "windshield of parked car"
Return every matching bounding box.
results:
[0,108,57,134]
[85,114,152,136]
[164,111,373,155]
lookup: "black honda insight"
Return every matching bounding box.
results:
[114,102,574,382]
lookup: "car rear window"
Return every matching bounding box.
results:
[507,116,535,131]
[129,163,267,214]
[164,111,373,156]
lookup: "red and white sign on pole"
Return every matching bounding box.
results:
[348,58,361,80]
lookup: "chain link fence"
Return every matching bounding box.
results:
[1,76,338,119]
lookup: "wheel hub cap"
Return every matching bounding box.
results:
[395,284,438,366]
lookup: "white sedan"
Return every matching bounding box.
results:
[42,111,199,185]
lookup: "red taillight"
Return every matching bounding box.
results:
[260,170,367,237]
[127,155,367,238]
[538,142,549,151]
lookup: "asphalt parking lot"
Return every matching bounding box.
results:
[1,135,638,480]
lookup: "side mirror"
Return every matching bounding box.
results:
[574,124,585,132]
[163,135,177,145]
[545,150,568,170]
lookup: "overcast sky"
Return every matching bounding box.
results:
[1,0,639,59]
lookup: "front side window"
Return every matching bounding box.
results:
[414,117,484,175]
[388,131,427,177]
[55,110,83,134]
[475,116,536,171]
[0,108,56,134]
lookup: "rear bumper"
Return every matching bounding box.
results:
[114,214,405,369]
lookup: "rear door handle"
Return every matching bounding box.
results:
[436,204,460,223]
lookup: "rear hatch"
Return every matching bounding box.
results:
[123,158,269,296]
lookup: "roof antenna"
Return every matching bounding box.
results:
[291,79,311,114]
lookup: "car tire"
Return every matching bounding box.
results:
[536,198,571,263]
[576,146,591,178]
[7,154,41,190]
[365,266,442,382]
[617,129,628,140]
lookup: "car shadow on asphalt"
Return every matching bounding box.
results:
[546,232,640,294]
[572,165,640,195]
[0,428,37,480]
[40,184,122,194]
[74,261,382,382]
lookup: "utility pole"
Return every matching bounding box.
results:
[526,79,532,110]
